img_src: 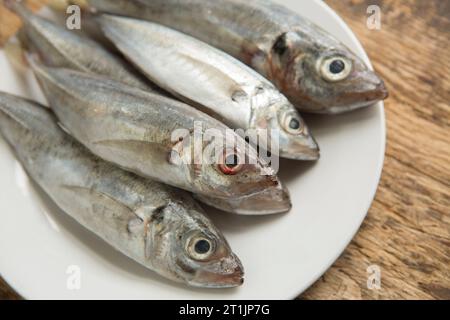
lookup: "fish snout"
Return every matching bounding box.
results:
[372,79,389,101]
[356,77,388,107]
[235,185,292,215]
[326,70,389,113]
[227,171,280,199]
[192,257,244,288]
[279,132,320,161]
[218,264,245,288]
[358,69,389,102]
[190,252,244,288]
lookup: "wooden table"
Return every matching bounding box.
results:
[301,0,450,300]
[1,0,449,300]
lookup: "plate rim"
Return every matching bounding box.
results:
[286,0,386,299]
[0,0,386,300]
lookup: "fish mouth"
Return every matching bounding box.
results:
[360,79,389,103]
[373,80,389,101]
[190,264,244,288]
[232,186,292,215]
[225,172,280,199]
[280,144,320,160]
[325,80,389,114]
[354,80,389,109]
[237,200,291,215]
[195,184,291,215]
[279,134,320,161]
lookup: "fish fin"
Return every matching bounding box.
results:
[127,217,144,235]
[168,136,188,166]
[60,185,138,234]
[178,53,248,103]
[144,205,169,260]
[128,203,169,240]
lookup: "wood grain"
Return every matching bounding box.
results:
[0,0,49,46]
[0,0,449,300]
[300,0,450,300]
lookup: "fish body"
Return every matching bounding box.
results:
[0,92,243,288]
[5,0,151,90]
[29,62,278,199]
[98,14,319,160]
[78,0,388,113]
[196,183,291,215]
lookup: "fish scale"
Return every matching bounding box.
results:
[98,14,320,160]
[75,0,388,113]
[0,91,244,288]
[28,60,278,199]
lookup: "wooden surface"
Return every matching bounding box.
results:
[0,0,49,45]
[0,0,449,300]
[300,0,450,300]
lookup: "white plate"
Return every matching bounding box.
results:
[0,0,385,299]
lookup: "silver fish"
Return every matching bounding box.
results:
[0,91,244,288]
[98,14,319,161]
[196,183,291,215]
[29,60,278,199]
[74,0,388,113]
[4,0,151,90]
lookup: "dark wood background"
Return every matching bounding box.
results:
[1,0,449,299]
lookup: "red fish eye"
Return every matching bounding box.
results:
[218,152,243,175]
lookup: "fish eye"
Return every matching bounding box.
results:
[319,56,352,82]
[279,111,305,135]
[218,150,243,175]
[186,234,215,261]
[329,59,345,74]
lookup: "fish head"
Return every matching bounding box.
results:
[145,201,244,288]
[255,98,319,160]
[191,130,280,198]
[269,30,388,113]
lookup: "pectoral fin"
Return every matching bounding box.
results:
[60,185,137,235]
